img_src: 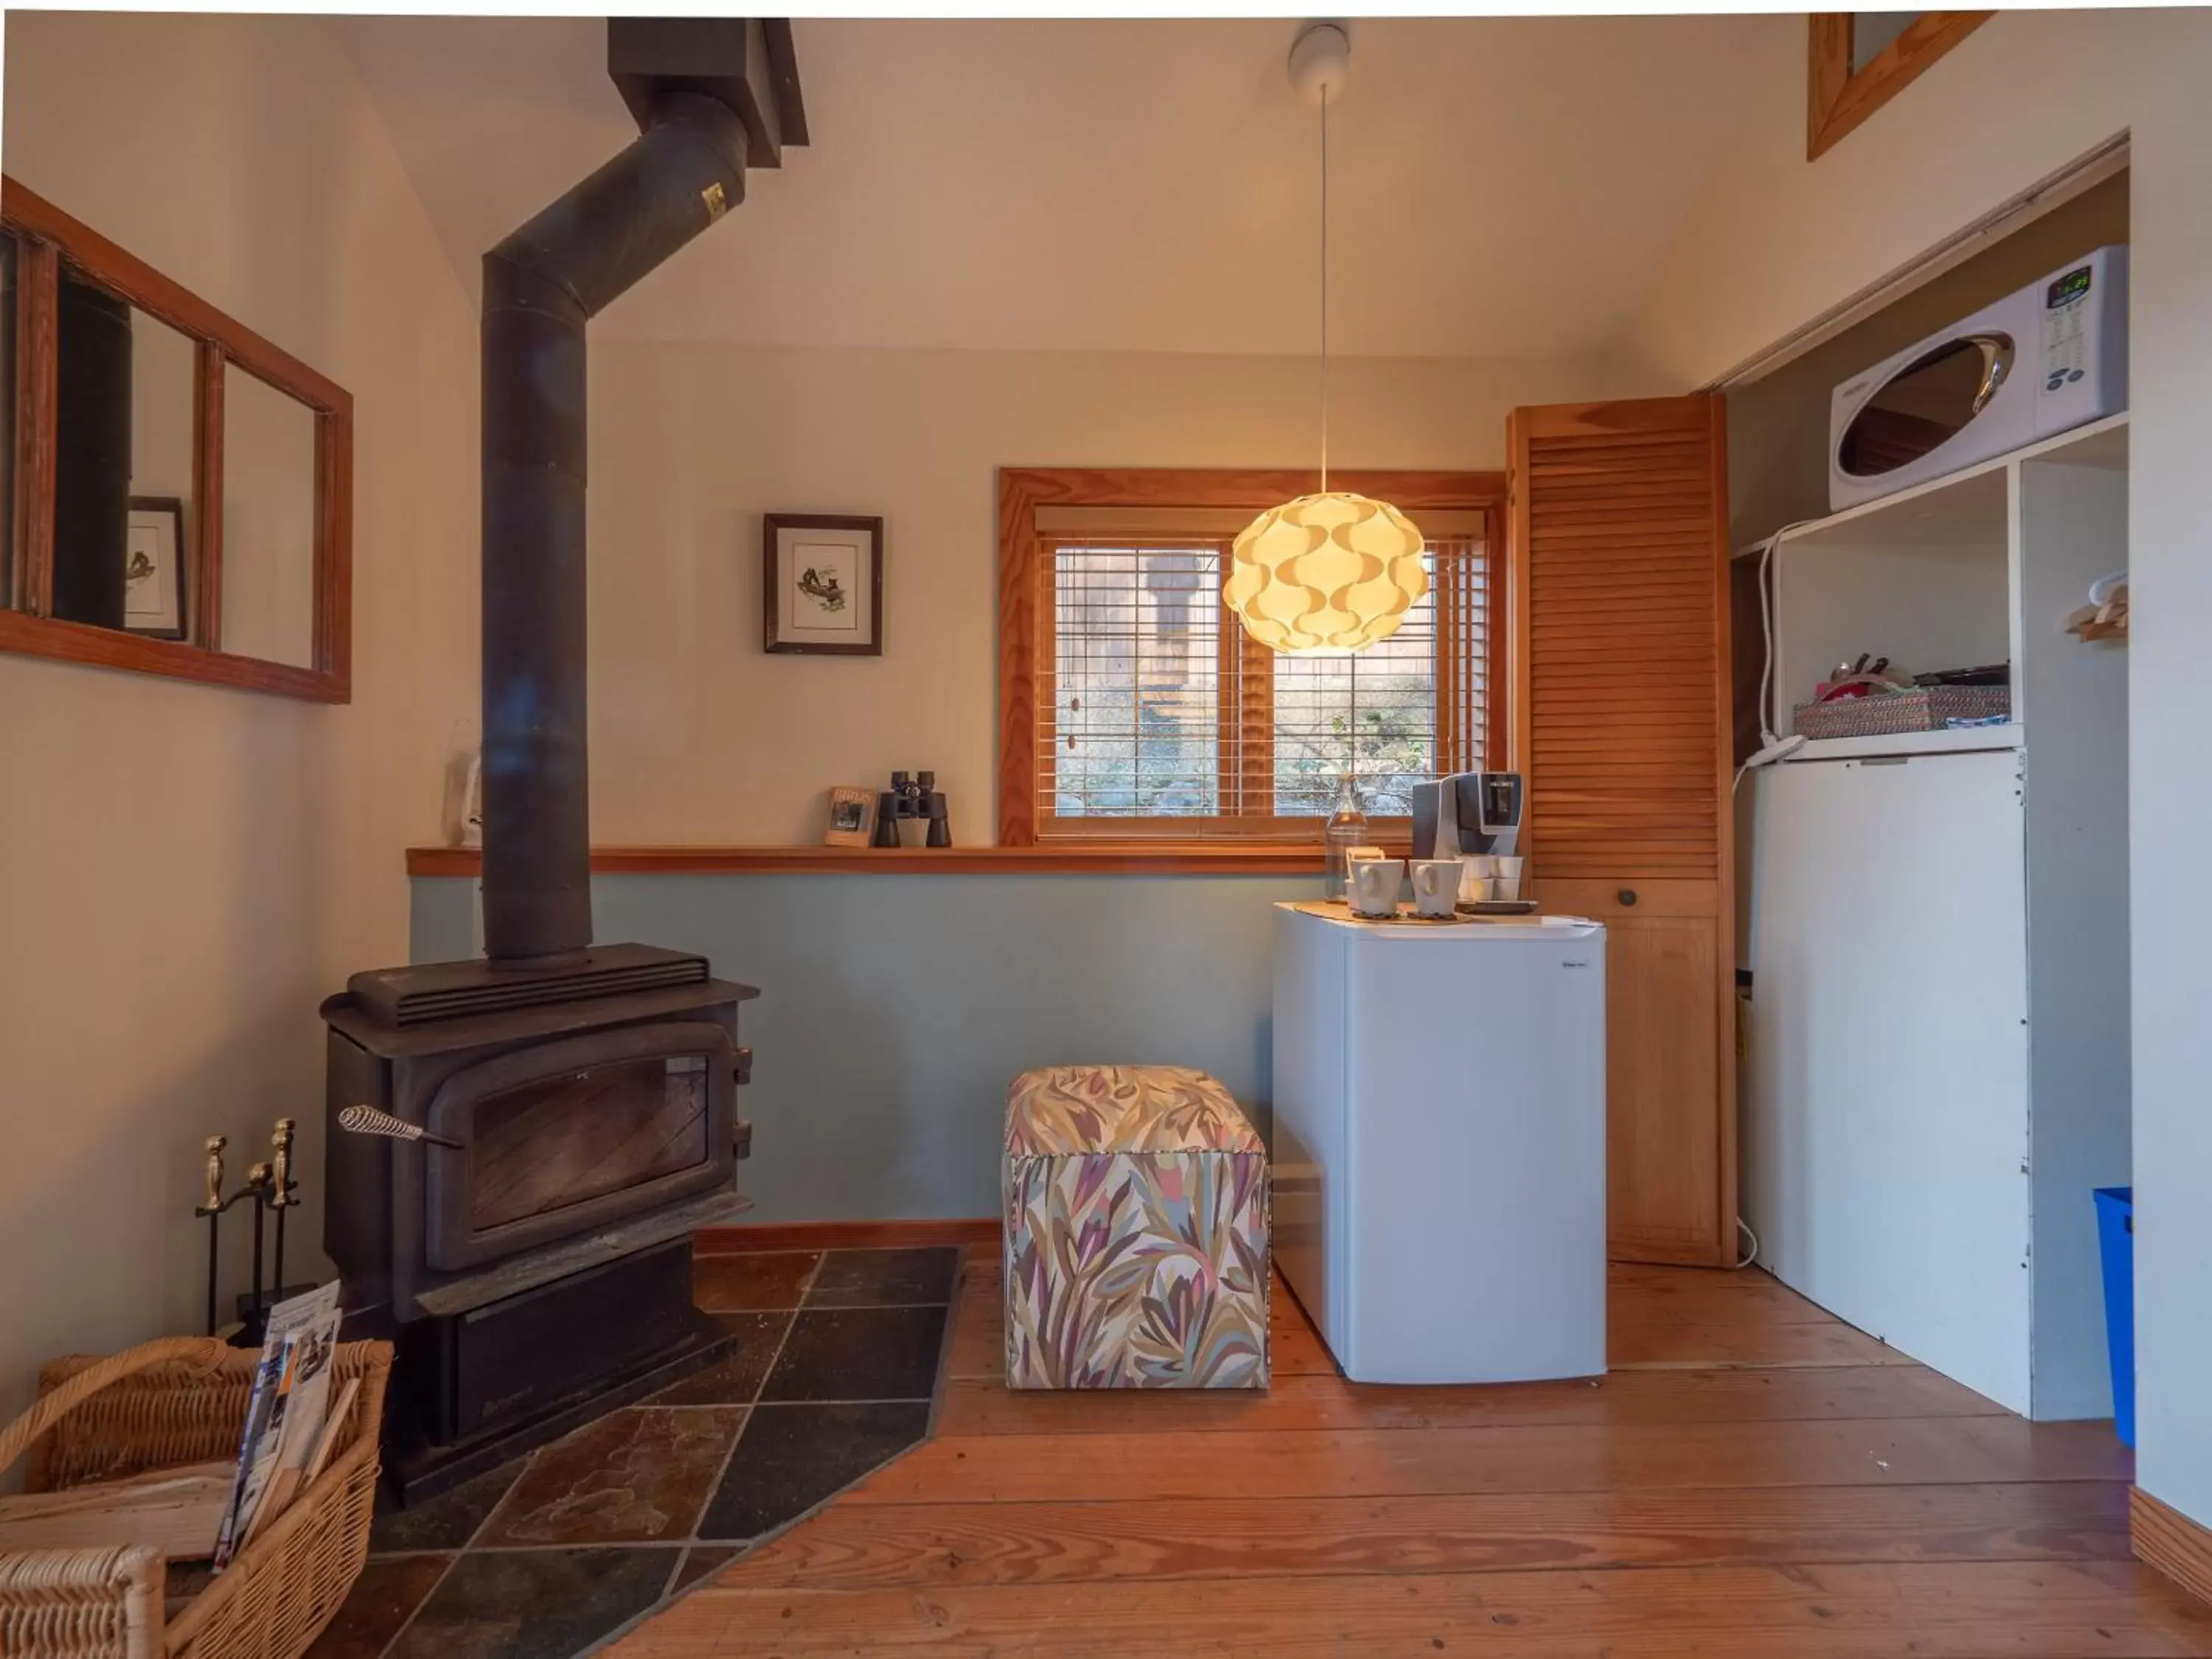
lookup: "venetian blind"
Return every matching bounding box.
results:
[1035,521,1490,836]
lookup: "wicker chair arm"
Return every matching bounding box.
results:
[0,1338,234,1481]
[0,1543,165,1659]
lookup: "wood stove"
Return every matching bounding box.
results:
[323,18,804,1501]
[322,950,757,1498]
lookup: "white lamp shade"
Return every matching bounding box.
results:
[1225,491,1428,653]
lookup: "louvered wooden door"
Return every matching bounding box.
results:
[1508,394,1736,1267]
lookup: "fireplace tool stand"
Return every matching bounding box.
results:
[192,1117,308,1344]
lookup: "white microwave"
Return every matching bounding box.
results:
[1829,244,2127,512]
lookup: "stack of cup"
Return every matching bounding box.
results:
[1458,854,1530,905]
[1457,854,1496,904]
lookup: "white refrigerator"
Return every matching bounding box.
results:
[1270,902,1607,1385]
[1747,733,2130,1422]
[1747,746,2037,1411]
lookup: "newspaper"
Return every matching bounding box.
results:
[211,1281,342,1570]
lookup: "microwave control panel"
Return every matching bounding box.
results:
[2033,245,2124,434]
[2042,262,2095,393]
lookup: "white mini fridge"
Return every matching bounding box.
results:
[1270,902,1608,1385]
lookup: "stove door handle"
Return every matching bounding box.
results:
[336,1103,464,1152]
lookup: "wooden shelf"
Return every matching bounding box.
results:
[406,843,1333,877]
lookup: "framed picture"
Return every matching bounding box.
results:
[764,513,883,655]
[824,785,876,848]
[124,496,187,639]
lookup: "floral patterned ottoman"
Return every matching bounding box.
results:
[1004,1064,1270,1390]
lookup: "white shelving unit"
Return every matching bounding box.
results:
[1789,726,2021,762]
[1746,414,2129,1420]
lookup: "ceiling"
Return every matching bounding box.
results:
[338,15,1789,361]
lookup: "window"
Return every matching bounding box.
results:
[1046,541,1228,819]
[999,469,1504,847]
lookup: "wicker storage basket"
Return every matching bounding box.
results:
[1793,684,2010,741]
[0,1337,390,1659]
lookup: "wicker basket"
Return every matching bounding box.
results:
[1793,684,2010,741]
[0,1337,390,1659]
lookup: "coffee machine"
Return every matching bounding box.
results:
[1411,772,1523,862]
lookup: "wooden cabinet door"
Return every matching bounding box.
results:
[1607,911,1725,1262]
[1508,395,1736,1267]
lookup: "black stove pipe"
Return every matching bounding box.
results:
[480,92,747,964]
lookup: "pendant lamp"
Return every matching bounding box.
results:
[1227,22,1425,655]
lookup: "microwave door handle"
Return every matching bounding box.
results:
[1971,341,2009,416]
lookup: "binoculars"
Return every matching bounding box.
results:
[873,769,951,848]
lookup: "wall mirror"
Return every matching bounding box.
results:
[1807,13,1992,161]
[0,177,352,700]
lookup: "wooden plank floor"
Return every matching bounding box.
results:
[611,1257,2212,1658]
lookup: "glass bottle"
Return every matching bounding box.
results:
[1323,773,1368,902]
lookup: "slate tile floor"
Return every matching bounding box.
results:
[310,1245,961,1659]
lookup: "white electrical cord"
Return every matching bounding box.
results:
[1318,88,1329,493]
[1731,521,1820,793]
[1728,521,1818,1270]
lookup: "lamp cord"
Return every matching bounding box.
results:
[1319,88,1329,495]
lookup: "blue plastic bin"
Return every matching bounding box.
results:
[2094,1186,2134,1448]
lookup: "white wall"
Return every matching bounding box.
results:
[1625,8,2212,1532]
[0,13,478,1416]
[585,341,1642,846]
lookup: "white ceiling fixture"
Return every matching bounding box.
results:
[1227,22,1425,655]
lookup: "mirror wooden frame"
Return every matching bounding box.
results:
[0,176,353,701]
[1807,12,1993,161]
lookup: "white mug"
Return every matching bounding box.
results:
[1495,855,1526,901]
[1410,860,1461,918]
[1349,858,1405,919]
[1458,854,1495,901]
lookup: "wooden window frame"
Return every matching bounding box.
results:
[0,176,353,702]
[1807,12,1993,161]
[999,466,1506,849]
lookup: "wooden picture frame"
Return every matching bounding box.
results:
[823,785,875,847]
[1807,12,1992,161]
[763,512,883,655]
[0,176,353,701]
[122,495,186,639]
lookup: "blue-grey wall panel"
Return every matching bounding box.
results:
[408,874,1306,1222]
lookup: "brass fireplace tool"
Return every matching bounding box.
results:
[192,1117,302,1342]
